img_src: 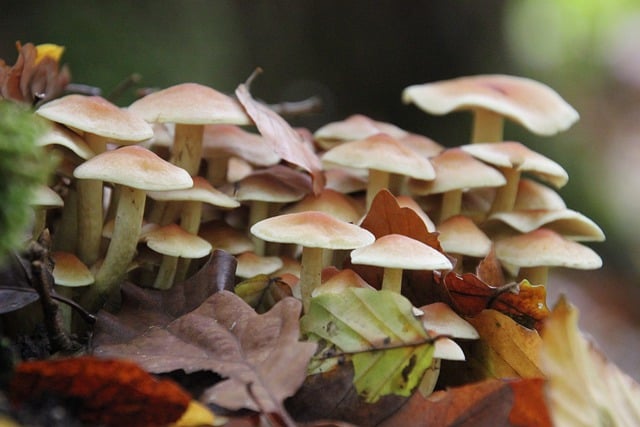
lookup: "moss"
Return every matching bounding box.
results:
[0,101,52,264]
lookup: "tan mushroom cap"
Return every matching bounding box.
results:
[202,124,280,167]
[322,133,436,180]
[420,302,479,339]
[281,189,362,223]
[198,221,254,254]
[313,268,374,296]
[128,82,251,125]
[396,195,436,232]
[487,209,605,242]
[30,185,63,208]
[514,179,566,211]
[36,95,153,142]
[73,145,193,191]
[142,223,212,258]
[409,148,506,195]
[251,211,374,250]
[229,165,312,203]
[147,176,239,209]
[436,215,492,258]
[37,123,95,160]
[324,168,368,194]
[313,114,408,149]
[51,251,94,287]
[494,228,602,269]
[235,252,284,279]
[351,234,452,270]
[398,133,444,158]
[461,142,568,188]
[402,74,579,136]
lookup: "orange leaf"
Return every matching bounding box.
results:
[10,356,191,427]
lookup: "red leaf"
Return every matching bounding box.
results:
[235,79,325,195]
[9,356,191,427]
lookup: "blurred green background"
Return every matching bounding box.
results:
[2,0,639,281]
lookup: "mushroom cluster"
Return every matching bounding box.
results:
[19,73,602,327]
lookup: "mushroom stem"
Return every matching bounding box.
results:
[76,178,103,266]
[154,255,179,290]
[439,189,463,224]
[517,266,548,286]
[84,185,145,311]
[366,169,390,210]
[173,200,203,283]
[249,200,270,256]
[53,187,78,253]
[490,168,521,214]
[206,155,231,186]
[300,246,324,313]
[471,108,504,143]
[171,124,204,176]
[381,267,403,293]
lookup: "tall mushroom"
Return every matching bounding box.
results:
[402,74,579,143]
[250,211,374,312]
[350,234,452,293]
[74,145,192,311]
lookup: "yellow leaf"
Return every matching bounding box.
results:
[34,43,65,64]
[170,400,217,427]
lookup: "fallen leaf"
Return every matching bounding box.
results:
[235,77,325,195]
[378,377,550,427]
[9,356,191,427]
[541,296,640,427]
[301,288,436,403]
[234,274,293,313]
[94,291,316,417]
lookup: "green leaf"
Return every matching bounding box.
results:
[301,288,435,402]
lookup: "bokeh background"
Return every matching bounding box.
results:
[2,0,639,377]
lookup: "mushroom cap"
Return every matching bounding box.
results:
[30,185,64,208]
[514,179,566,210]
[402,74,579,136]
[436,215,492,257]
[409,148,506,195]
[36,95,154,142]
[322,133,436,180]
[313,268,374,296]
[228,165,312,203]
[313,114,408,149]
[198,221,254,254]
[51,251,94,287]
[235,252,284,278]
[395,195,436,232]
[147,176,239,209]
[487,209,605,242]
[128,82,251,125]
[420,302,479,339]
[494,228,602,269]
[73,145,193,191]
[202,124,280,167]
[350,234,452,270]
[461,142,568,188]
[281,189,362,223]
[251,211,374,250]
[398,133,444,158]
[37,123,95,160]
[142,223,212,258]
[324,168,368,194]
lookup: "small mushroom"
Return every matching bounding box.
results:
[313,114,409,150]
[402,74,579,143]
[250,211,374,312]
[436,215,492,271]
[350,234,452,293]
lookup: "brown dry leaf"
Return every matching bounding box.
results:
[10,356,191,427]
[377,377,550,427]
[94,291,316,417]
[541,296,640,427]
[348,189,446,306]
[235,78,325,195]
[465,309,544,380]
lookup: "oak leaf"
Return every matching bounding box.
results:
[9,356,191,427]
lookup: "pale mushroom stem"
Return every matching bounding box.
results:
[366,169,390,210]
[490,168,521,214]
[439,189,463,224]
[300,246,324,313]
[84,185,146,311]
[381,267,403,293]
[517,266,548,286]
[171,124,205,176]
[206,156,231,186]
[471,109,504,143]
[76,179,103,266]
[154,255,179,290]
[249,200,270,256]
[173,200,203,283]
[52,187,78,252]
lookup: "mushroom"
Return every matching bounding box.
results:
[461,141,568,214]
[313,114,409,150]
[51,251,94,288]
[436,215,492,271]
[250,211,375,312]
[29,185,63,239]
[142,223,212,289]
[36,95,153,265]
[402,74,579,143]
[128,82,252,175]
[408,148,506,223]
[350,234,452,293]
[235,252,284,280]
[494,228,602,285]
[281,188,362,223]
[73,145,192,310]
[322,133,436,209]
